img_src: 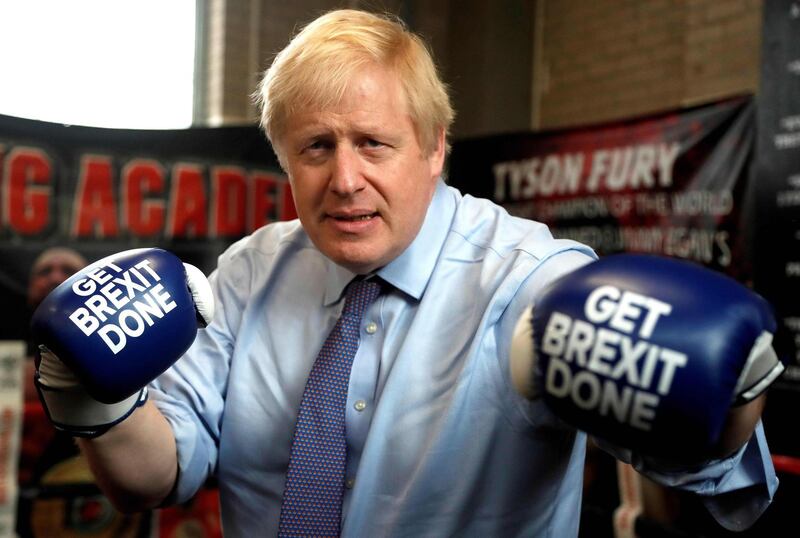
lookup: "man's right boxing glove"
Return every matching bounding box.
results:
[31,248,214,437]
[509,254,783,463]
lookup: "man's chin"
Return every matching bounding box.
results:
[326,248,390,275]
[333,258,384,276]
[311,231,397,274]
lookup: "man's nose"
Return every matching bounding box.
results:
[47,271,68,288]
[329,146,365,196]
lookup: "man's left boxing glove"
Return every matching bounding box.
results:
[31,248,214,437]
[509,254,783,462]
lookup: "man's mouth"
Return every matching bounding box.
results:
[338,214,376,221]
[330,212,379,221]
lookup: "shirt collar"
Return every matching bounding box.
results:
[377,179,454,300]
[322,179,455,305]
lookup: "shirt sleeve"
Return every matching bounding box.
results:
[595,422,778,531]
[495,242,778,531]
[496,246,597,429]
[148,251,244,503]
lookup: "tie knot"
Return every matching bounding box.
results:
[343,279,381,318]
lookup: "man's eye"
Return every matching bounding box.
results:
[306,140,328,151]
[364,139,384,148]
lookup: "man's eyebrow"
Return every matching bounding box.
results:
[295,125,331,137]
[292,128,333,145]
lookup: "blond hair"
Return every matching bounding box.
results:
[255,9,453,159]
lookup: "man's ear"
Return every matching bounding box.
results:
[429,128,447,179]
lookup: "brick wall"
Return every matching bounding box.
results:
[195,0,525,138]
[196,1,759,135]
[534,0,763,129]
[199,0,411,126]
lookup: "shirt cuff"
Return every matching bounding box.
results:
[149,386,217,504]
[595,421,777,531]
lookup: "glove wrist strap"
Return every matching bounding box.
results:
[733,331,784,405]
[35,377,148,438]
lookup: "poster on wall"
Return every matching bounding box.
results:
[0,342,23,538]
[0,113,290,536]
[753,0,800,459]
[448,95,800,457]
[448,97,757,281]
[0,113,292,343]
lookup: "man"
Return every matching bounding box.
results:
[25,247,88,391]
[20,248,155,536]
[33,9,777,537]
[21,247,87,492]
[27,248,88,310]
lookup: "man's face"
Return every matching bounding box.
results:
[28,250,85,308]
[280,63,445,274]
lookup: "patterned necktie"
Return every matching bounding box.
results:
[278,279,382,537]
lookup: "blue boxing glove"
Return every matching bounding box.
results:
[31,248,214,437]
[510,254,782,462]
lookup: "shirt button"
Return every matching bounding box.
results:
[354,400,367,412]
[346,477,356,489]
[365,322,378,334]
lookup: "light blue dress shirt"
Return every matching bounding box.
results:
[150,180,777,537]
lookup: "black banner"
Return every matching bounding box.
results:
[754,0,800,458]
[449,97,756,280]
[0,113,289,343]
[448,95,800,460]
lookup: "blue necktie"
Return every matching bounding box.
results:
[278,279,381,537]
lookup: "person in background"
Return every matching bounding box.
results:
[25,247,87,358]
[19,247,151,537]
